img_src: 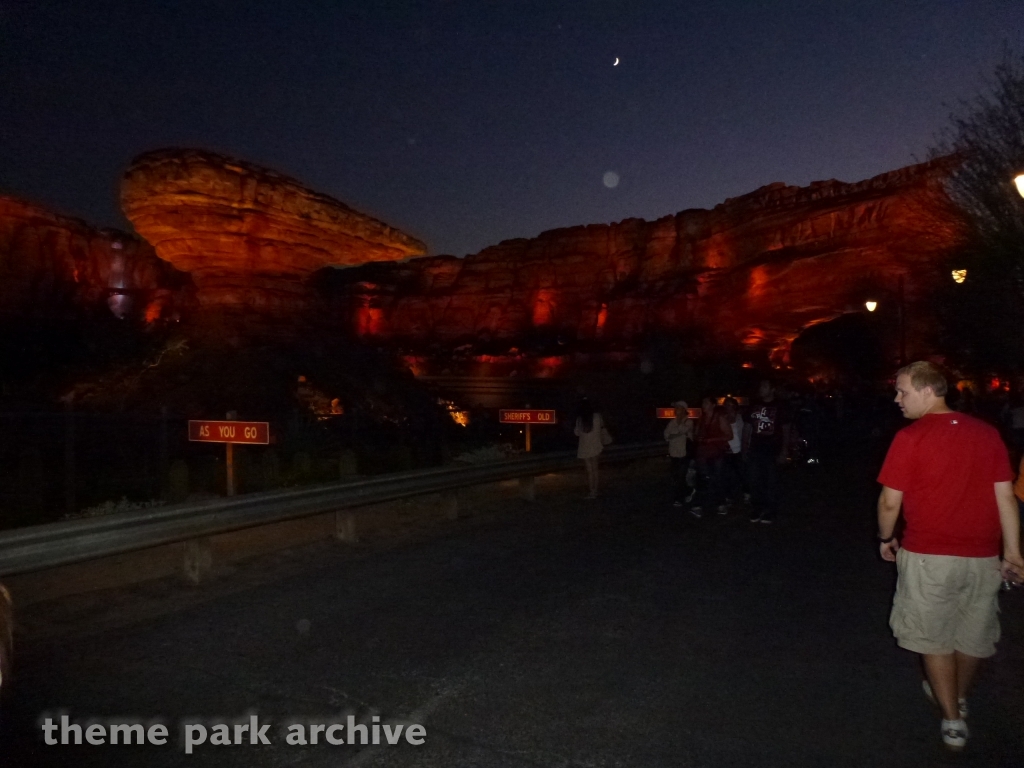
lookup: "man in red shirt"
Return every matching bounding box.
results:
[877,362,1024,752]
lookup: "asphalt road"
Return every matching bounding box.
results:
[2,449,1022,768]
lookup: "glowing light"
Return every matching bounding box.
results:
[532,290,557,326]
[951,269,967,284]
[595,303,608,337]
[865,301,877,312]
[603,171,619,188]
[613,57,620,66]
[438,398,470,427]
[1015,174,1024,198]
[355,305,384,336]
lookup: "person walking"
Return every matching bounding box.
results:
[574,398,607,499]
[877,361,1024,752]
[663,400,694,508]
[746,380,790,523]
[692,396,730,517]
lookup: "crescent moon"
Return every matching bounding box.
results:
[613,57,620,66]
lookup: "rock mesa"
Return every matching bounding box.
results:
[121,149,427,321]
[0,195,189,322]
[324,159,961,363]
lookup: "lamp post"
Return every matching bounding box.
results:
[864,276,906,365]
[1015,173,1024,199]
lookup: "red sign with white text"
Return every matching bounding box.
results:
[499,410,557,424]
[188,420,270,444]
[657,408,702,419]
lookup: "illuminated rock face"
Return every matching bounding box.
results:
[0,196,189,322]
[328,159,960,361]
[122,149,427,321]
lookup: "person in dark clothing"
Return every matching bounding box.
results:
[693,395,731,517]
[746,380,790,523]
[720,396,747,509]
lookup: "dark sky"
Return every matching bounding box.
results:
[1,0,1022,257]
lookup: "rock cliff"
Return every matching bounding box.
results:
[121,149,427,321]
[0,195,190,322]
[323,159,961,363]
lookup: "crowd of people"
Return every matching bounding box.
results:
[660,379,793,523]
[575,364,1024,753]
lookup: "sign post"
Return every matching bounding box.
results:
[656,407,702,420]
[188,414,270,496]
[225,411,236,496]
[498,408,558,453]
[498,407,558,503]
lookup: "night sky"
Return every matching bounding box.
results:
[1,0,1022,257]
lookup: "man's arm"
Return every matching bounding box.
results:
[995,481,1024,582]
[877,485,903,561]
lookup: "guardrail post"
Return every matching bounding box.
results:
[183,538,212,585]
[441,491,459,520]
[335,511,358,543]
[64,399,76,516]
[519,476,536,502]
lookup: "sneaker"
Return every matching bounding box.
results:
[941,719,968,751]
[717,505,729,515]
[689,507,703,518]
[759,517,774,524]
[749,513,763,523]
[673,500,683,508]
[923,680,968,719]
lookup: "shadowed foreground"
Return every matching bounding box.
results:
[2,451,1022,767]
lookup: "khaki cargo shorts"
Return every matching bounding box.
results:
[890,548,1002,657]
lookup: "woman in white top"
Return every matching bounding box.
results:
[574,398,606,499]
[721,396,747,506]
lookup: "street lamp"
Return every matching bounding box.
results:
[1015,173,1024,199]
[864,300,877,312]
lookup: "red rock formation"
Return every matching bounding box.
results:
[0,195,190,322]
[122,149,427,321]
[326,159,962,363]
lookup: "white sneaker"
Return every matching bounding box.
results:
[689,507,703,518]
[923,680,968,719]
[941,718,968,751]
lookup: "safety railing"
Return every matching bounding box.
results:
[0,442,664,582]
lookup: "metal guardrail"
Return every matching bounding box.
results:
[0,442,665,577]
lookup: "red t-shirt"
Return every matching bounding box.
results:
[877,412,1013,557]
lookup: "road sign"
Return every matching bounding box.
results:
[656,408,702,419]
[498,410,558,424]
[188,420,270,445]
[499,409,557,453]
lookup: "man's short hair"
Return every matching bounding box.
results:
[896,361,948,397]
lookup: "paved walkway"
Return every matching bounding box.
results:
[2,451,1022,767]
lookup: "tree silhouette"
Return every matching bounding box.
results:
[929,50,1024,372]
